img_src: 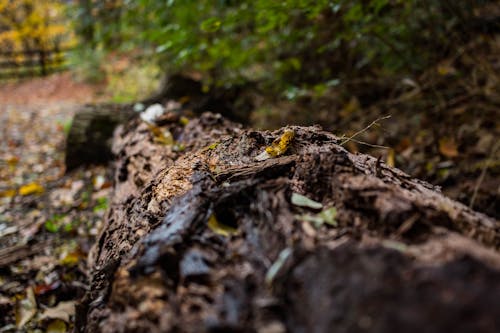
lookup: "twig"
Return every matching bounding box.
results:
[340,115,391,146]
[346,138,390,149]
[469,141,500,209]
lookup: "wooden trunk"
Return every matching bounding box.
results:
[76,112,500,333]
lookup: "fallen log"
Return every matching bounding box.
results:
[77,112,500,333]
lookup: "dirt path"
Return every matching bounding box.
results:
[0,73,111,331]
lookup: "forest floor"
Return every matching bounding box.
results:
[0,48,498,331]
[0,72,110,331]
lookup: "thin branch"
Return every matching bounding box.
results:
[340,115,391,146]
[347,138,390,149]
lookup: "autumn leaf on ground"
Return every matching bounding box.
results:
[387,149,395,167]
[19,182,45,196]
[15,287,37,329]
[0,188,17,198]
[255,129,295,161]
[439,137,459,158]
[207,214,237,237]
[40,301,75,323]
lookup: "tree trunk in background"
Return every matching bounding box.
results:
[76,112,500,333]
[77,0,96,49]
[65,103,135,171]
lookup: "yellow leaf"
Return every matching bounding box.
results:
[437,63,457,76]
[0,188,16,198]
[19,182,44,196]
[7,156,19,168]
[148,124,174,145]
[46,319,67,333]
[207,214,237,237]
[439,138,458,158]
[386,149,395,167]
[256,129,295,161]
[60,252,80,267]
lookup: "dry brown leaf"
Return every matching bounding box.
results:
[15,287,37,328]
[40,301,75,323]
[439,138,458,158]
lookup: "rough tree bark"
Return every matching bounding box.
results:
[76,112,500,333]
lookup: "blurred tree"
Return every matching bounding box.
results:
[71,0,498,92]
[0,0,70,52]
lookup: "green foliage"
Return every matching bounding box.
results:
[44,214,65,233]
[106,61,160,103]
[72,0,483,92]
[67,47,106,83]
[93,197,108,213]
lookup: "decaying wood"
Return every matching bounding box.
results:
[65,103,136,171]
[77,112,500,332]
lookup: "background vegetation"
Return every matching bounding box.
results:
[71,1,494,92]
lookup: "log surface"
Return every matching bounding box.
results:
[77,112,500,333]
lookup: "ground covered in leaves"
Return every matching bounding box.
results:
[0,73,109,332]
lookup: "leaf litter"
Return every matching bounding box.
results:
[0,92,110,331]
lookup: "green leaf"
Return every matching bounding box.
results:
[200,17,221,33]
[45,220,59,233]
[265,247,292,285]
[93,197,108,213]
[291,193,323,209]
[295,207,337,228]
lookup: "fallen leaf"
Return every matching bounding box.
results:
[255,129,295,161]
[0,224,18,237]
[19,182,44,196]
[386,149,395,167]
[437,63,457,76]
[179,116,190,125]
[60,251,82,267]
[296,207,337,228]
[15,287,37,329]
[439,137,459,158]
[148,124,174,145]
[6,156,19,167]
[291,193,323,209]
[0,188,16,198]
[265,248,292,285]
[207,214,237,237]
[34,281,61,296]
[40,301,75,323]
[45,319,67,333]
[202,142,220,152]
